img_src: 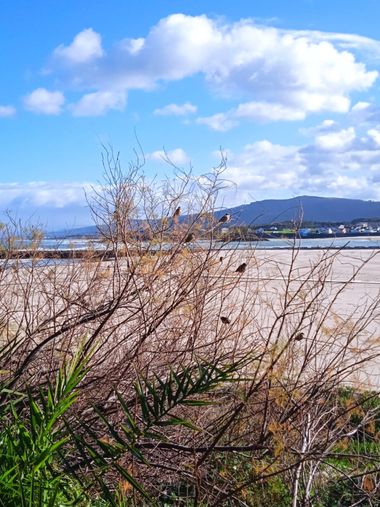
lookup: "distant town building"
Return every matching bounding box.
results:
[338,225,347,234]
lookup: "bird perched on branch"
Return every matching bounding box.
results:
[173,206,181,219]
[294,332,305,341]
[220,316,231,325]
[219,213,231,224]
[184,232,195,243]
[235,262,247,274]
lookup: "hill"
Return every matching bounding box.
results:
[48,225,100,238]
[221,195,380,226]
[48,195,380,237]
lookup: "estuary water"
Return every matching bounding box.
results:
[32,236,380,251]
[228,236,380,249]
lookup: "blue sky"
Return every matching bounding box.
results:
[2,0,380,228]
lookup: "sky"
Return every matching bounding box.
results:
[2,0,380,229]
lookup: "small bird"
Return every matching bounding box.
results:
[294,332,305,341]
[220,316,231,325]
[173,206,181,218]
[219,256,224,262]
[219,213,231,224]
[235,262,247,274]
[184,232,195,243]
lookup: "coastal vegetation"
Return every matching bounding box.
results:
[1,151,380,506]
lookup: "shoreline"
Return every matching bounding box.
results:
[2,244,380,259]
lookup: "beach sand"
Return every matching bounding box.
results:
[2,248,380,386]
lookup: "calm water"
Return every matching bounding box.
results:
[1,237,378,269]
[229,237,380,249]
[32,236,380,250]
[27,239,105,250]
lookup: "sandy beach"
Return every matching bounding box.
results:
[207,248,380,387]
[2,247,380,386]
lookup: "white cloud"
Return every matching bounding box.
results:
[0,181,94,208]
[0,105,16,117]
[315,127,356,151]
[300,119,340,138]
[154,102,197,116]
[70,90,126,116]
[295,30,380,58]
[321,119,338,128]
[148,148,189,165]
[0,182,98,230]
[53,28,104,64]
[367,128,380,146]
[197,101,306,131]
[225,141,306,196]
[48,15,378,121]
[24,88,65,115]
[196,112,238,132]
[350,101,380,125]
[235,102,306,121]
[222,125,380,203]
[352,101,371,112]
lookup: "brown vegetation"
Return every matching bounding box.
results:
[1,150,380,506]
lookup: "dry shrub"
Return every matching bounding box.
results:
[1,151,380,506]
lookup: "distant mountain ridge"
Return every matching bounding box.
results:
[49,196,380,237]
[221,195,380,226]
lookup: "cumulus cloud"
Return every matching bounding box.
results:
[24,88,65,115]
[222,124,380,203]
[196,112,238,132]
[234,102,306,122]
[294,30,380,58]
[53,28,104,64]
[224,141,306,199]
[48,15,378,121]
[315,127,356,151]
[367,128,380,146]
[70,90,127,116]
[0,181,97,229]
[154,102,197,116]
[0,105,16,117]
[300,119,339,138]
[197,101,306,131]
[0,181,94,208]
[148,148,189,165]
[352,101,371,113]
[350,101,380,125]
